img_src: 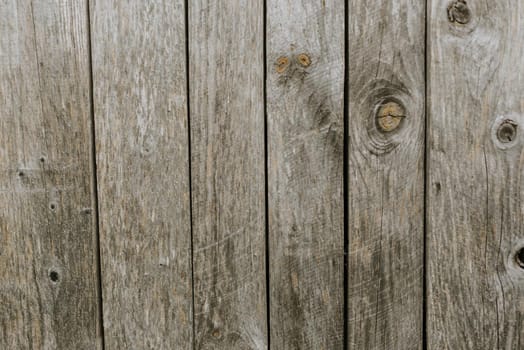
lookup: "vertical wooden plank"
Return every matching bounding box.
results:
[428,1,524,348]
[347,0,425,349]
[91,1,192,348]
[189,1,267,349]
[0,0,102,348]
[267,1,344,348]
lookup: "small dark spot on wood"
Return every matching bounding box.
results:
[435,182,441,193]
[39,156,46,163]
[81,207,92,215]
[297,53,311,67]
[497,120,518,143]
[49,270,59,282]
[447,0,471,24]
[49,203,57,211]
[515,247,524,269]
[212,329,221,338]
[18,171,25,177]
[276,56,290,73]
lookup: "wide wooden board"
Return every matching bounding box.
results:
[189,1,267,349]
[427,0,524,348]
[347,0,425,348]
[267,1,345,348]
[91,1,193,348]
[0,0,102,348]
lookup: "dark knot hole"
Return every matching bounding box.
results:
[515,247,524,269]
[49,270,59,282]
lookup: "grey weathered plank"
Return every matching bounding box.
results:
[427,1,524,349]
[346,0,425,349]
[90,1,192,348]
[0,0,102,348]
[267,1,345,348]
[188,1,267,349]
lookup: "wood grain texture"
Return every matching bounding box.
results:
[267,1,345,348]
[427,1,524,348]
[91,1,192,348]
[189,1,267,349]
[0,0,102,348]
[347,0,425,349]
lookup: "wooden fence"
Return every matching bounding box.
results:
[1,0,523,349]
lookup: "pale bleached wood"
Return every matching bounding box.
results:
[347,0,425,349]
[427,1,524,348]
[91,1,192,348]
[266,1,345,349]
[188,1,267,349]
[0,0,102,348]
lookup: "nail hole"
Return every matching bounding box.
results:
[515,247,524,269]
[18,171,24,177]
[297,53,311,67]
[497,120,518,143]
[39,157,46,163]
[49,270,59,282]
[49,203,56,210]
[275,56,289,73]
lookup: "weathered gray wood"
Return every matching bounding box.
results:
[91,1,192,348]
[189,1,267,349]
[427,1,524,349]
[347,0,425,349]
[0,0,102,348]
[267,1,345,348]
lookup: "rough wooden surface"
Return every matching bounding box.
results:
[91,1,193,348]
[427,0,524,348]
[0,0,102,348]
[266,1,345,349]
[346,0,425,349]
[189,1,267,349]
[4,1,524,348]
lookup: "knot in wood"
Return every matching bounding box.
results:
[49,270,59,282]
[376,101,405,132]
[497,120,518,143]
[297,53,311,67]
[447,0,471,24]
[515,247,524,269]
[275,56,290,73]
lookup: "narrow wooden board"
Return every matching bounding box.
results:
[346,0,425,349]
[188,1,267,349]
[267,1,345,348]
[427,1,524,348]
[0,0,102,348]
[90,1,192,348]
